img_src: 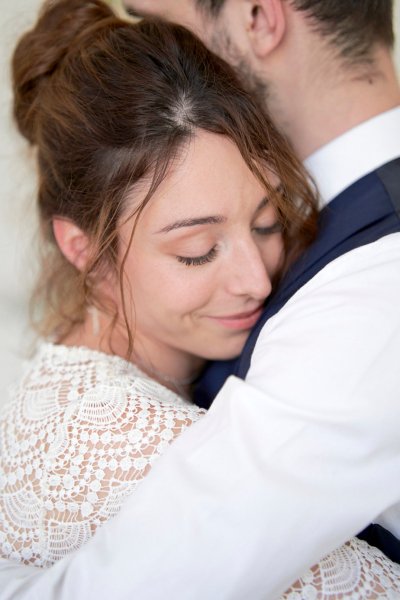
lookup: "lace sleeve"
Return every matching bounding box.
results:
[281,537,400,598]
[0,354,205,568]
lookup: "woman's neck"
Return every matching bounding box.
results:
[59,310,205,398]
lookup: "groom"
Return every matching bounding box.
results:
[2,1,400,598]
[125,0,400,548]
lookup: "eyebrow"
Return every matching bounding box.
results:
[122,3,147,18]
[125,7,144,17]
[156,215,226,234]
[156,195,270,235]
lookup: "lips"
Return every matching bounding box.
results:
[207,305,264,330]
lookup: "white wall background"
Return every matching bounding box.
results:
[0,0,400,404]
[0,1,42,402]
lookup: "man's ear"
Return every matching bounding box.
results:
[52,217,90,272]
[244,0,286,58]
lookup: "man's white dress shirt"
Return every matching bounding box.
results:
[1,107,400,599]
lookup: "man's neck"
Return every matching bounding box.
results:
[267,48,400,161]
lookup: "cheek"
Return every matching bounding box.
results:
[129,260,217,319]
[163,271,218,318]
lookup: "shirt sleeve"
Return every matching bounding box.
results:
[1,234,400,599]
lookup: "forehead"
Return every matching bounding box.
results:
[134,130,267,227]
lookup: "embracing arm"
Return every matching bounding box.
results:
[2,235,400,599]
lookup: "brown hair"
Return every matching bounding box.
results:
[195,0,395,60]
[290,0,394,61]
[13,0,318,353]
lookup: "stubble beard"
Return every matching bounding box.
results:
[208,27,290,138]
[209,27,271,109]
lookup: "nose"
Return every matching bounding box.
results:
[225,238,272,301]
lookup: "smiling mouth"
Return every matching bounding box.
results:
[207,305,264,330]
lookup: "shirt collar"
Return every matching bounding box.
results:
[304,106,400,208]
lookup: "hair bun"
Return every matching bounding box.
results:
[12,0,115,144]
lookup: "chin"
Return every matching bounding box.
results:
[199,338,249,361]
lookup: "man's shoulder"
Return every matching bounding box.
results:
[268,232,400,323]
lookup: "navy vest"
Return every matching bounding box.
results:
[194,158,400,562]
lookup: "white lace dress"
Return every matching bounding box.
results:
[0,343,399,599]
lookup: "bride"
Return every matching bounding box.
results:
[1,0,399,597]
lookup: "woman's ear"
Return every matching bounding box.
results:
[52,217,90,272]
[245,0,286,59]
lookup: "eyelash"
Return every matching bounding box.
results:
[253,222,282,235]
[177,246,218,267]
[175,222,281,267]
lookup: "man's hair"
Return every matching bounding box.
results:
[291,0,394,61]
[196,0,395,59]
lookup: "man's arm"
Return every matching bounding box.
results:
[2,234,400,599]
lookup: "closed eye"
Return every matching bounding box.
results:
[176,246,218,267]
[253,222,282,235]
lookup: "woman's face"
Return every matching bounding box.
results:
[118,131,284,367]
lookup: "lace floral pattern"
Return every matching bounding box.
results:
[282,537,400,599]
[0,343,205,567]
[1,343,400,598]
